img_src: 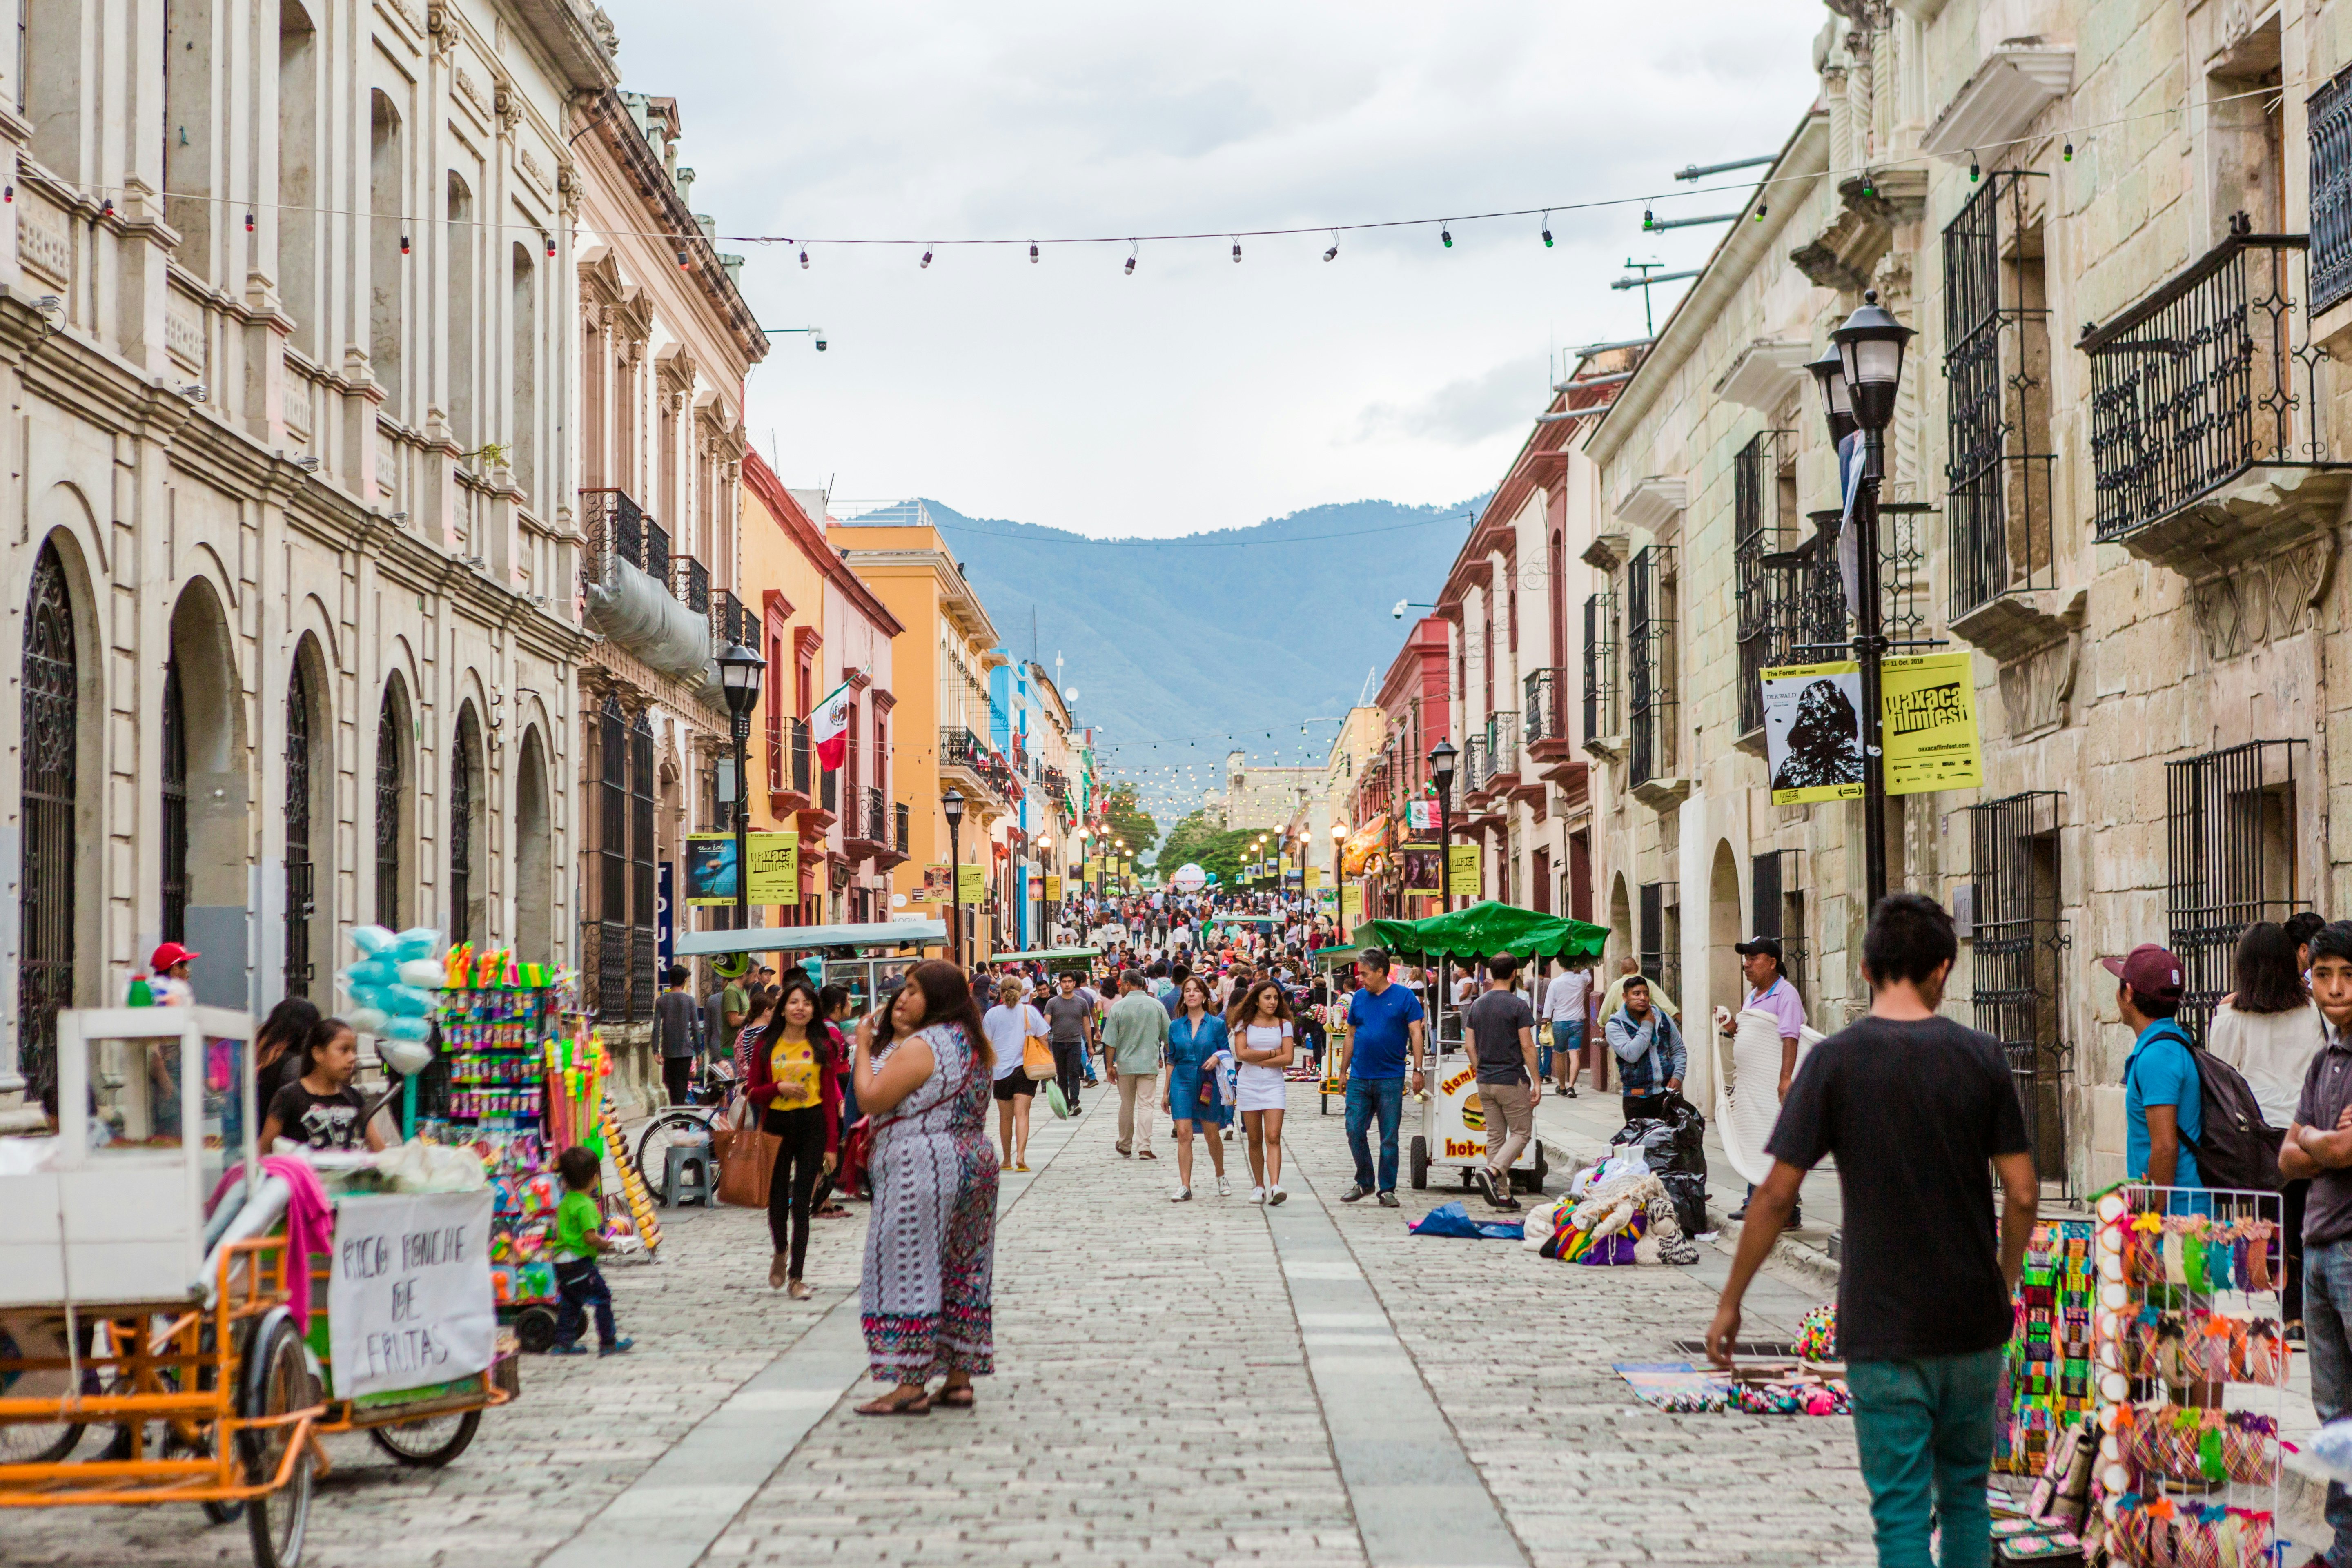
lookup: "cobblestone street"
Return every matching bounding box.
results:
[7,1091,1874,1568]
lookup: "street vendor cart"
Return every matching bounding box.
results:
[1361,902,1607,1193]
[992,946,1101,980]
[1310,944,1362,1115]
[675,917,949,1025]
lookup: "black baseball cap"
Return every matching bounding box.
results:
[1733,936,1784,962]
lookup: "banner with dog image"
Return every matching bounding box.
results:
[1761,661,1865,805]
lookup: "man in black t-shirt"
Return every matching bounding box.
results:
[1461,954,1539,1210]
[1706,893,2035,1568]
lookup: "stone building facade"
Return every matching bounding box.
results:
[0,0,616,1105]
[1433,0,2352,1191]
[1203,749,1322,834]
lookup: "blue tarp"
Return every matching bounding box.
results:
[1408,1201,1525,1240]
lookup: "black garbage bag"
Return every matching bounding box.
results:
[1659,1094,1709,1181]
[1658,1171,1710,1241]
[1610,1116,1668,1151]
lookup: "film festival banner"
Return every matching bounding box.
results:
[1400,842,1442,896]
[1448,844,1481,891]
[1760,661,1865,806]
[684,832,799,906]
[956,864,988,904]
[1881,653,1983,795]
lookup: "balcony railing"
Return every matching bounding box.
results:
[709,588,751,650]
[791,719,811,795]
[1523,668,1564,747]
[2082,222,2331,544]
[863,786,889,846]
[674,555,710,614]
[645,519,672,586]
[1481,711,1519,787]
[940,726,989,772]
[894,801,910,856]
[580,488,647,584]
[1460,736,1489,796]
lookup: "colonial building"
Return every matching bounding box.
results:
[1343,617,1450,923]
[0,0,615,1107]
[1203,749,1321,833]
[569,83,765,1072]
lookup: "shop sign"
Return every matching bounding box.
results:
[327,1190,495,1400]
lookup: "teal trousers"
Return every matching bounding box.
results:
[1845,1348,2003,1568]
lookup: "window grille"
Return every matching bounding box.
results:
[451,708,478,946]
[1580,592,1616,741]
[2166,740,2308,1031]
[19,542,77,1094]
[160,657,187,943]
[591,699,628,1020]
[376,686,403,927]
[1750,849,1807,1002]
[1735,432,1796,735]
[2311,62,2352,315]
[285,664,314,998]
[1969,791,2069,1178]
[1943,172,2057,618]
[1627,546,1676,786]
[629,713,656,1022]
[1638,880,1679,1003]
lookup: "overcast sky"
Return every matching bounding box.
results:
[601,1,1826,538]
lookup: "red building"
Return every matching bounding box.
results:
[1351,615,1451,921]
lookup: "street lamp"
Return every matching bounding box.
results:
[1429,739,1459,1058]
[1821,290,1915,909]
[1036,832,1053,946]
[716,641,767,924]
[1330,819,1348,939]
[943,786,967,966]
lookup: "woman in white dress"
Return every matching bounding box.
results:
[1227,978,1296,1204]
[2208,920,2325,1332]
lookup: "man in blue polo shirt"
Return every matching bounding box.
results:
[2107,943,2203,1188]
[1341,946,1426,1207]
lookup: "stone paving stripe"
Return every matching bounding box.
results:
[1270,1164,1531,1568]
[534,1097,1093,1568]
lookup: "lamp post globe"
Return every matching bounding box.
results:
[1831,290,1914,435]
[715,641,766,919]
[1806,347,1858,448]
[716,641,765,719]
[942,786,966,966]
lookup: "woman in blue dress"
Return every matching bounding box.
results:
[1163,975,1233,1202]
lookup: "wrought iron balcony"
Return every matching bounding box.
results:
[768,715,811,808]
[644,519,673,593]
[895,801,910,857]
[1523,668,1566,751]
[581,488,649,582]
[674,555,710,614]
[2081,220,2351,571]
[709,588,751,651]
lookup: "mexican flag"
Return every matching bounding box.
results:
[812,681,853,771]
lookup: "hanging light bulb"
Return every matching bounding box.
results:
[400,232,409,255]
[1324,234,1339,262]
[1969,153,1981,182]
[245,212,255,233]
[2063,141,2074,162]
[1125,241,1138,276]
[1440,225,1453,248]
[1642,208,1654,231]
[798,247,809,269]
[547,235,557,258]
[1541,212,1553,247]
[1231,237,1242,263]
[1754,201,1768,221]
[1029,242,1040,263]
[677,249,691,270]
[920,245,933,269]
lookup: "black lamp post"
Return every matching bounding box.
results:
[1330,819,1347,937]
[1811,290,1914,909]
[942,786,966,966]
[716,641,767,924]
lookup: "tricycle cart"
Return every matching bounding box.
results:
[1360,902,1608,1194]
[0,1005,323,1568]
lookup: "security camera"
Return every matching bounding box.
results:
[180,383,207,402]
[813,328,828,352]
[1392,599,1407,619]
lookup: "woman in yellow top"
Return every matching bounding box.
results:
[747,972,842,1297]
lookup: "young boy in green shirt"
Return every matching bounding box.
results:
[547,1145,633,1356]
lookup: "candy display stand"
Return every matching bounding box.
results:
[2082,1183,2287,1567]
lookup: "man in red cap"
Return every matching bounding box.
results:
[149,941,199,1007]
[2104,943,2202,1188]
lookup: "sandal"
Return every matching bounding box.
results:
[855,1390,931,1416]
[935,1383,976,1409]
[815,1204,849,1218]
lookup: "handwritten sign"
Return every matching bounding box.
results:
[327,1190,496,1400]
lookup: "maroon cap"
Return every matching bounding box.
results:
[2097,943,2184,1001]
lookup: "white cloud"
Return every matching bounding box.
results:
[600,0,1824,535]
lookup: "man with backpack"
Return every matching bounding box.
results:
[2107,944,2203,1188]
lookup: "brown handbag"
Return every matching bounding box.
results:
[717,1114,779,1207]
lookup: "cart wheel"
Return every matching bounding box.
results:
[237,1313,314,1568]
[513,1306,560,1354]
[1409,1136,1430,1190]
[1517,1145,1548,1195]
[0,1328,85,1466]
[165,1428,243,1524]
[368,1408,481,1468]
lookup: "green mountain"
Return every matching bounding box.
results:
[897,496,1481,825]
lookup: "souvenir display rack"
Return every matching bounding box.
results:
[420,971,568,1313]
[2002,1217,2096,1476]
[2086,1183,2285,1568]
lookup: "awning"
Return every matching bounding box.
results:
[1360,901,1607,963]
[673,919,947,958]
[989,947,1102,964]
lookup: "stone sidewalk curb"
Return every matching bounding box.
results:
[1530,1127,1844,1294]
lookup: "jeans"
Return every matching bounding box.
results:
[662,1055,693,1107]
[1846,1349,2002,1568]
[552,1259,617,1349]
[1344,1076,1404,1192]
[1051,1040,1086,1112]
[2305,1237,2352,1565]
[1546,1021,1583,1082]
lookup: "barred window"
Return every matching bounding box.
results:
[1637,880,1679,1004]
[1627,546,1677,788]
[2165,740,2307,1033]
[1943,172,2056,619]
[1733,431,1793,735]
[2315,63,2352,314]
[1580,591,1617,743]
[1968,791,2067,1176]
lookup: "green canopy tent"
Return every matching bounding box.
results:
[1361,900,1608,964]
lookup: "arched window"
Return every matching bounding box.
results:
[20,540,78,1092]
[376,679,406,927]
[369,90,404,419]
[445,170,474,451]
[161,655,188,942]
[514,727,552,962]
[285,657,316,996]
[450,704,483,944]
[510,243,537,502]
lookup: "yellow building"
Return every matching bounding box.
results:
[829,512,1011,961]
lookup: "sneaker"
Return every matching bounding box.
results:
[1171,1186,1192,1202]
[1377,1191,1401,1208]
[1564,1083,1578,1098]
[1728,1203,1749,1221]
[1788,1209,1802,1229]
[599,1338,635,1356]
[1216,1176,1233,1197]
[1250,1185,1266,1204]
[1269,1185,1287,1206]
[1139,1149,1157,1160]
[1472,1167,1500,1206]
[1340,1183,1369,1203]
[548,1343,588,1356]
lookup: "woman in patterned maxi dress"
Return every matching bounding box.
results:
[852,959,1000,1414]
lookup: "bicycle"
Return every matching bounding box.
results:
[634,1056,738,1189]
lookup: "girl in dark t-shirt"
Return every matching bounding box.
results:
[258,1017,386,1153]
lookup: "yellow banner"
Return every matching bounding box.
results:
[1882,653,1983,796]
[1341,884,1361,935]
[1307,866,1323,891]
[1400,843,1441,896]
[1448,844,1481,892]
[745,832,800,903]
[1045,875,1062,901]
[957,864,987,904]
